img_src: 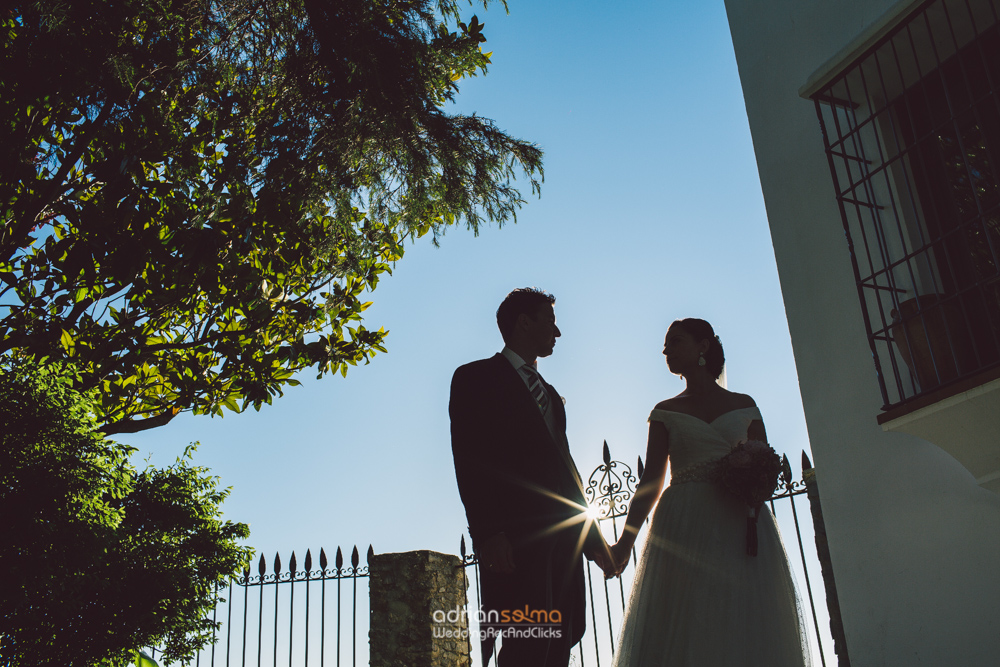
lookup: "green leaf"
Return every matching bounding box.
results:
[134,650,159,667]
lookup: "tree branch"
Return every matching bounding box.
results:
[98,407,180,435]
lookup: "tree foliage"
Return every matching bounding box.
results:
[0,0,542,434]
[0,360,252,666]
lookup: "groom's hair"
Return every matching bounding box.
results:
[497,288,556,342]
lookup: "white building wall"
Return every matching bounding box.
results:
[724,1,1000,665]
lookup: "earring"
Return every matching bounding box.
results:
[698,354,706,367]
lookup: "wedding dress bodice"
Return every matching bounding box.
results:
[648,407,762,481]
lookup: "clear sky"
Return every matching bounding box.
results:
[122,0,822,660]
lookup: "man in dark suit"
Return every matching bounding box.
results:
[450,288,611,667]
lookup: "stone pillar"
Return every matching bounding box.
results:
[369,550,471,667]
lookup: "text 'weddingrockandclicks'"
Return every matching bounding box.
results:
[432,606,564,640]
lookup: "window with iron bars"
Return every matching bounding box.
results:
[812,0,1000,411]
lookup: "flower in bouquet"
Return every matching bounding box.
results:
[718,439,782,556]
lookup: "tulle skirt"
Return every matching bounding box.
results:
[612,480,811,666]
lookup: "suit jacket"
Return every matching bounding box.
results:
[450,353,600,646]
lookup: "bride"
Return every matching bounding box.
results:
[608,318,810,666]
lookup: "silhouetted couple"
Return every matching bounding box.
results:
[450,288,811,667]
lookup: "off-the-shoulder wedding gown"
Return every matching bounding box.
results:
[612,407,810,666]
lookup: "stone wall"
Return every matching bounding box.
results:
[369,550,470,667]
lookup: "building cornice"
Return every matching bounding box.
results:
[799,0,930,99]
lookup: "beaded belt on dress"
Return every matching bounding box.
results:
[671,460,722,485]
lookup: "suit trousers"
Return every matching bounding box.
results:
[480,542,582,667]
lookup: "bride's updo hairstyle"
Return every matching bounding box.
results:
[671,318,725,380]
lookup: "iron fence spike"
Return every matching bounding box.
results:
[802,450,813,471]
[289,551,297,578]
[336,546,344,570]
[460,535,467,558]
[637,455,644,479]
[320,547,328,570]
[274,551,282,575]
[258,554,267,576]
[305,549,313,572]
[781,454,792,484]
[351,545,360,569]
[603,440,611,465]
[367,545,374,564]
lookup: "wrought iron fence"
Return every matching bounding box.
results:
[149,545,372,667]
[150,446,845,667]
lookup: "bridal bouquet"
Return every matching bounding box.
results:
[718,439,782,556]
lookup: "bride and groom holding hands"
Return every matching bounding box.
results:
[450,288,810,667]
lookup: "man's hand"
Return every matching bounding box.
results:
[591,549,614,579]
[608,540,632,578]
[585,535,617,579]
[480,532,515,574]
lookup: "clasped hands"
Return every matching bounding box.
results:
[590,538,633,579]
[478,533,634,579]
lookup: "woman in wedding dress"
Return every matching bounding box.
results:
[608,318,810,666]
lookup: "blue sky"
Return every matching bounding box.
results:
[121,0,815,639]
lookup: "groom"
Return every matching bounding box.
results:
[450,288,610,667]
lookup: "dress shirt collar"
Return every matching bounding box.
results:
[500,345,535,372]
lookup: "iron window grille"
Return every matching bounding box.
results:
[812,0,1000,410]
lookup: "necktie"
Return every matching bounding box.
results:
[521,364,551,414]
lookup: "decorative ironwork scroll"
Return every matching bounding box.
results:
[583,440,641,520]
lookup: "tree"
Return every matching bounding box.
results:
[0,360,252,666]
[0,0,542,434]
